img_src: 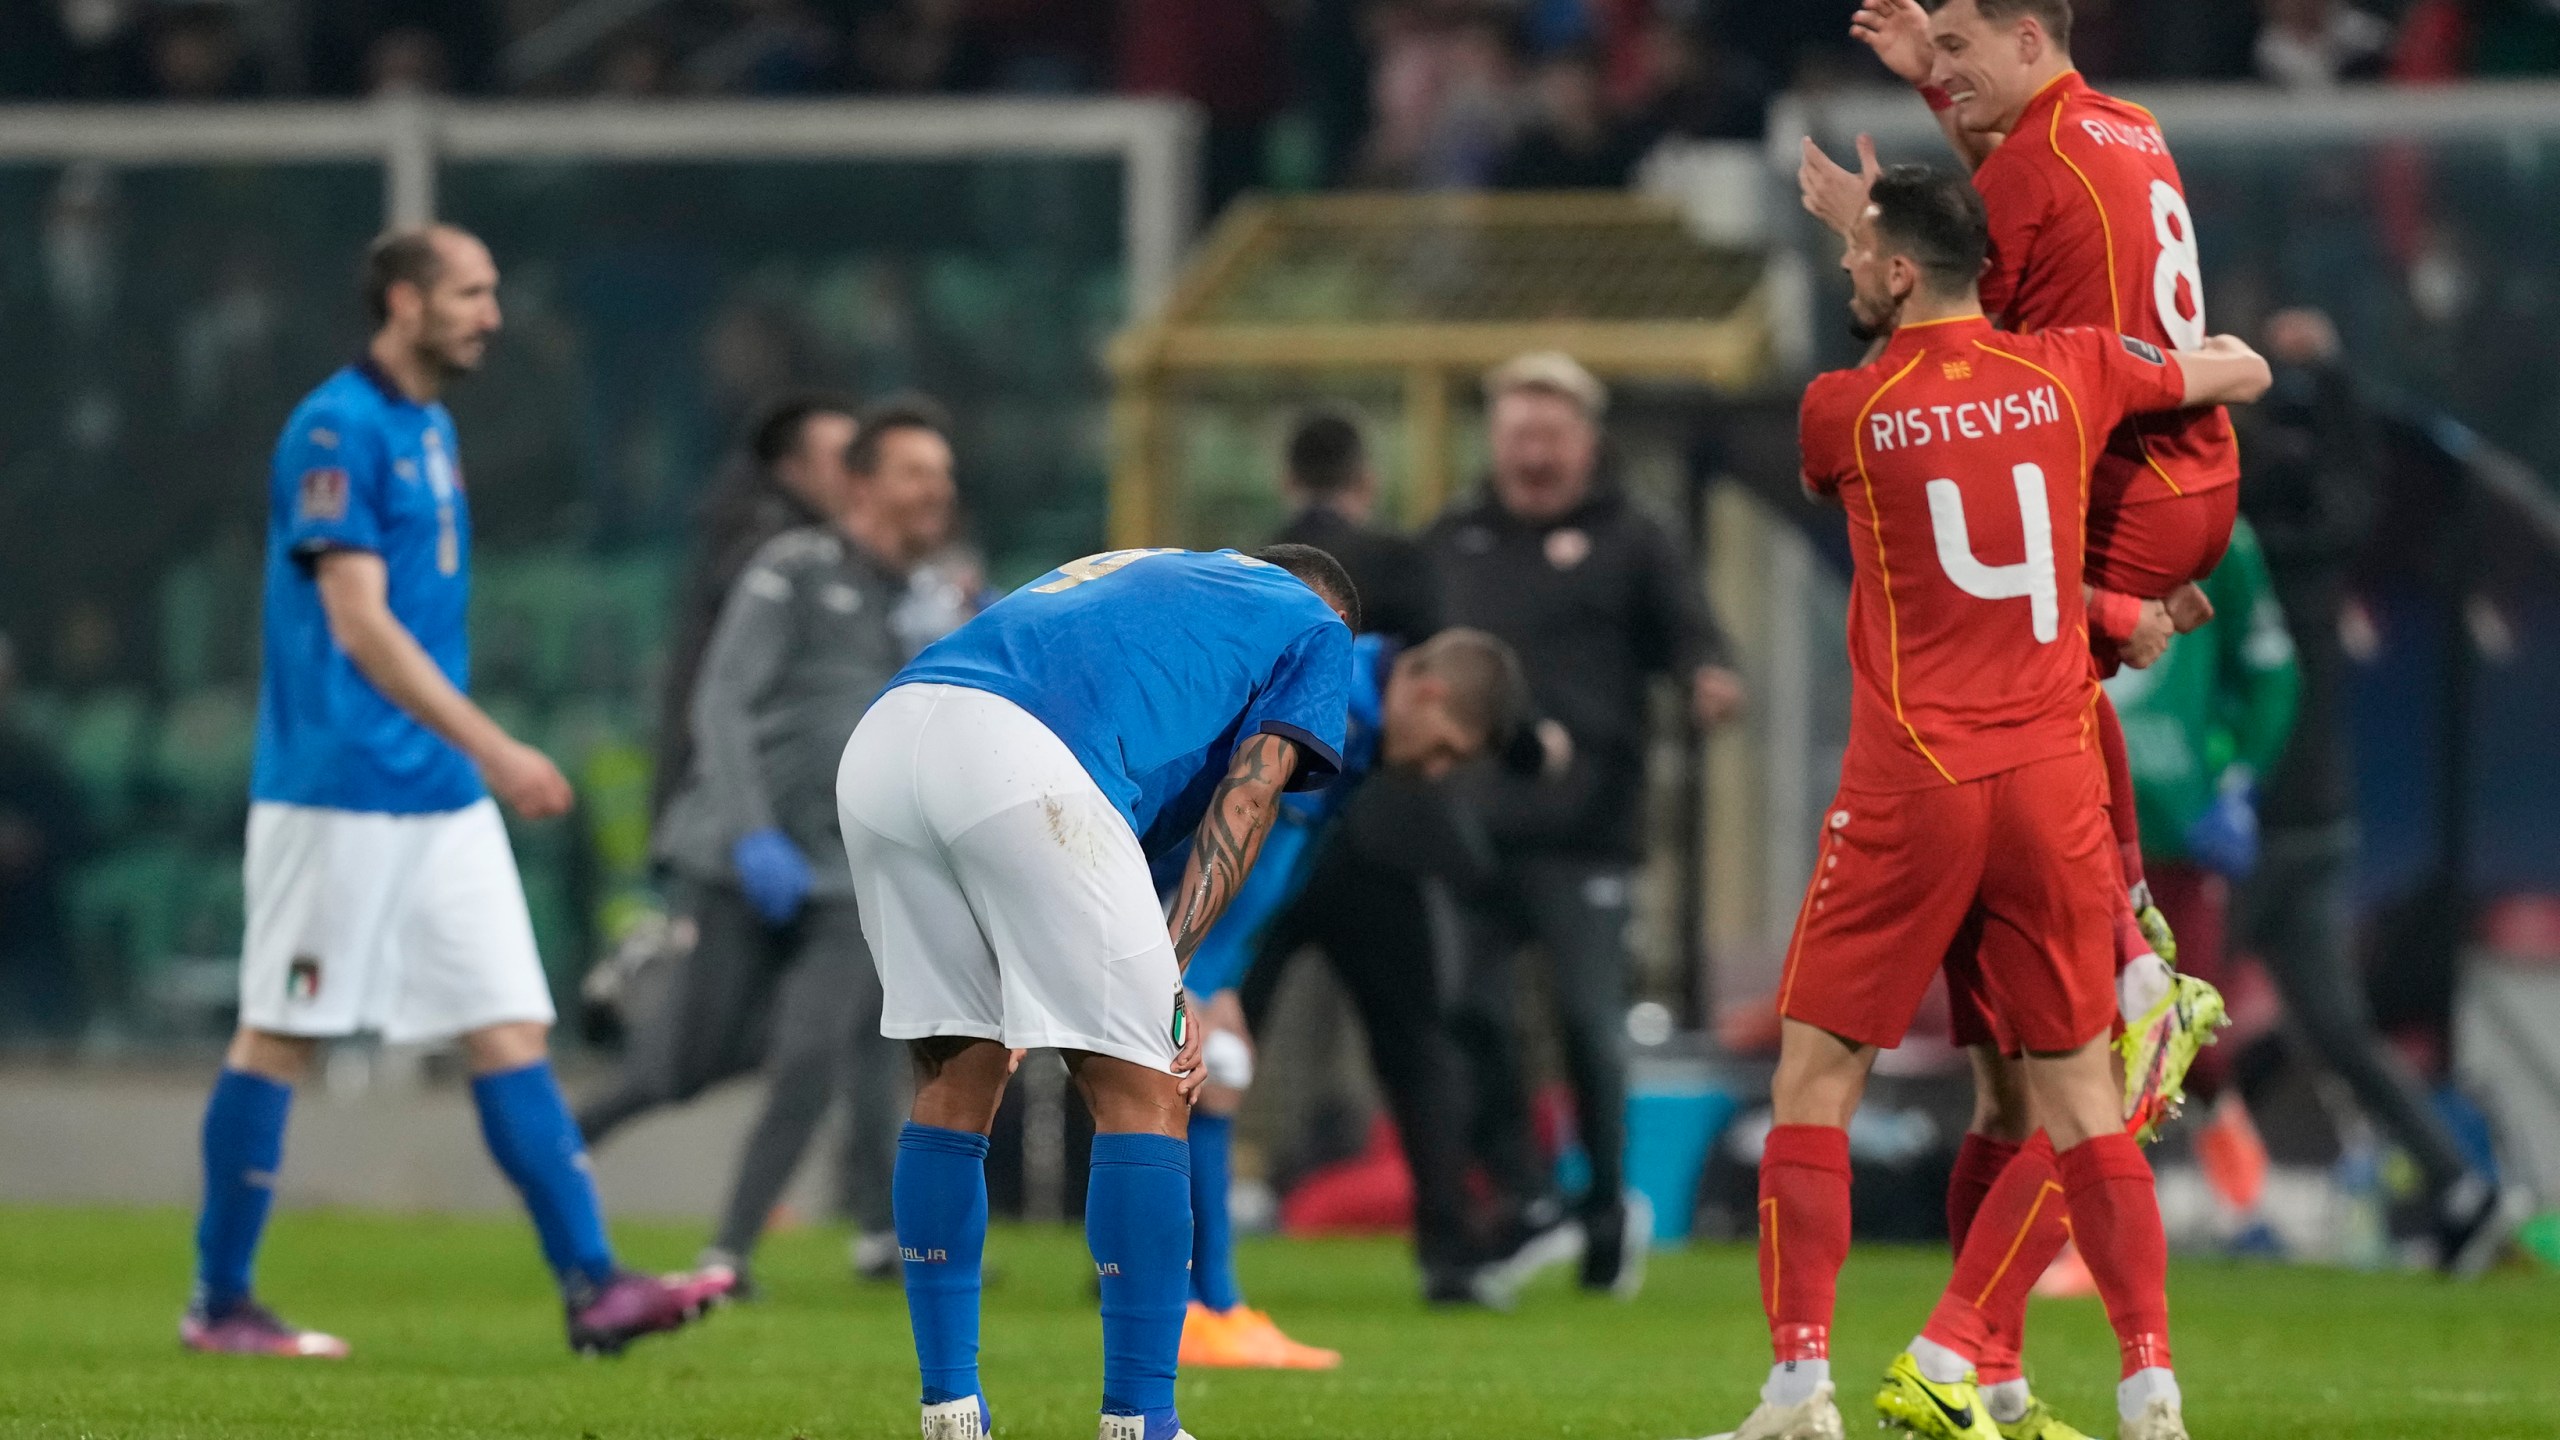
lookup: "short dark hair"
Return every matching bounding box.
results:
[1250,543,1362,631]
[848,393,954,475]
[1400,627,1530,750]
[1869,163,1990,295]
[1286,410,1366,497]
[1925,0,2072,49]
[360,226,450,325]
[748,391,859,472]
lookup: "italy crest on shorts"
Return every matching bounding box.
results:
[286,955,323,1004]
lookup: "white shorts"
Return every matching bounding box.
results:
[239,799,556,1043]
[837,683,1182,1073]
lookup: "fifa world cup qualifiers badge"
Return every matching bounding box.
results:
[1170,987,1188,1051]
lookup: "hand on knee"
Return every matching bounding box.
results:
[1071,1053,1188,1138]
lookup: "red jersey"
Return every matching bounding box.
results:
[1974,71,2236,509]
[1800,316,2189,792]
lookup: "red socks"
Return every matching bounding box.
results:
[1759,1124,1853,1363]
[1925,1133,2065,1384]
[2056,1132,2174,1378]
[2094,695,2146,892]
[1946,1132,2022,1254]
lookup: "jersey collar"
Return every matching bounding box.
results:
[351,352,416,408]
[1882,312,1993,361]
[2016,69,2083,130]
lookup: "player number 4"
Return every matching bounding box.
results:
[1927,464,2059,643]
[2149,180,2206,352]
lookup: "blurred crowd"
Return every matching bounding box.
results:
[9,0,2560,202]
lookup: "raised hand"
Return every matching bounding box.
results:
[1800,133,1884,238]
[1851,0,1937,85]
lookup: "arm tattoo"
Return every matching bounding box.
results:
[1168,733,1298,966]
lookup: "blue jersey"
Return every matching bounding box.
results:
[893,548,1353,855]
[250,359,484,814]
[1157,634,1390,996]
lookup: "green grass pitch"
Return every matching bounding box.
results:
[3,1206,2554,1438]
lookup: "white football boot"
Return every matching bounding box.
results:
[2117,1396,2190,1440]
[1686,1381,1847,1440]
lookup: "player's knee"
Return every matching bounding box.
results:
[908,1037,1010,1133]
[1770,1020,1874,1129]
[460,1020,551,1075]
[227,1028,321,1084]
[1967,1047,2036,1141]
[2019,1038,2120,1149]
[1067,1052,1187,1138]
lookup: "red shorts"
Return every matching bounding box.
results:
[2085,485,2238,597]
[1779,751,2120,1056]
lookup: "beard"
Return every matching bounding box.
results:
[1847,310,1885,345]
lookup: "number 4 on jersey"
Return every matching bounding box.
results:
[1927,464,2059,643]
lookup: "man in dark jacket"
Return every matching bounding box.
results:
[1425,351,1744,1301]
[1271,410,1442,647]
[2235,309,2528,1275]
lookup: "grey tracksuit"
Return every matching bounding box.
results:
[582,525,913,1255]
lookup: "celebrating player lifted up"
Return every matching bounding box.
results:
[1803,0,2243,1143]
[1692,170,2269,1440]
[836,545,1357,1440]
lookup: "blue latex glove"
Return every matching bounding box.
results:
[2184,770,2260,879]
[732,826,814,925]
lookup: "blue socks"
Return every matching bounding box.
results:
[897,1122,992,1405]
[1090,1132,1192,1429]
[471,1061,617,1295]
[1187,1113,1242,1312]
[195,1069,292,1315]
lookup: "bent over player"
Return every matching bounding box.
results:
[837,544,1358,1440]
[1698,169,2269,1440]
[184,227,732,1359]
[1172,627,1527,1368]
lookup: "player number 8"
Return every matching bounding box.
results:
[2148,180,2206,352]
[1927,464,2058,644]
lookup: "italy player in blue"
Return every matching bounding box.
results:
[182,226,732,1361]
[836,544,1360,1440]
[1161,627,1527,1372]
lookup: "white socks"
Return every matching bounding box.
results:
[1908,1336,1972,1385]
[1763,1358,1832,1408]
[2120,1366,2181,1421]
[2119,950,2175,1022]
[1983,1379,2033,1425]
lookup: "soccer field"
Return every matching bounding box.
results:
[3,1207,2552,1440]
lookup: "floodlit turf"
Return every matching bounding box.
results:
[3,1206,2554,1439]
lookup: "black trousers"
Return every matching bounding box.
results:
[2239,823,2476,1199]
[576,879,904,1253]
[1443,855,1633,1226]
[1239,836,1477,1271]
